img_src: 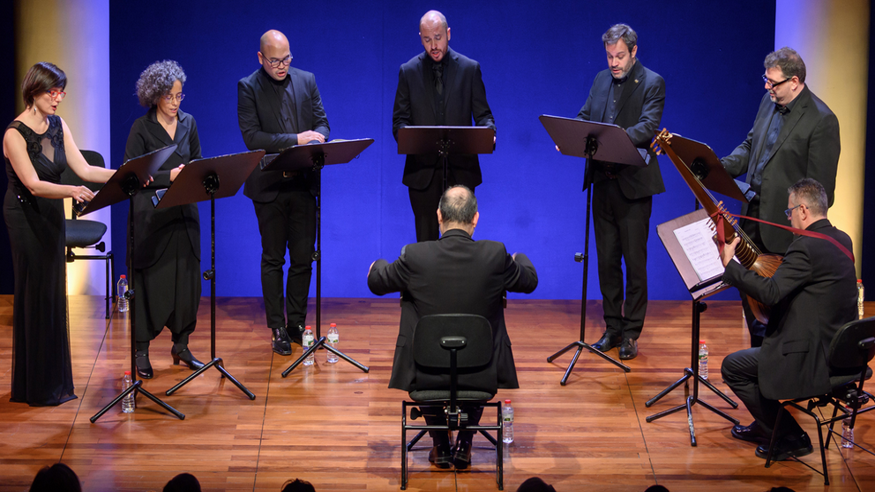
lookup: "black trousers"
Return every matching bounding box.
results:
[422,405,484,446]
[592,178,652,340]
[252,179,316,330]
[721,347,803,438]
[134,227,201,352]
[408,170,474,243]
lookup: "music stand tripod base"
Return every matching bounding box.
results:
[281,336,370,377]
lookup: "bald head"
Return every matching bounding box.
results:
[258,30,292,81]
[419,10,447,31]
[419,10,450,63]
[438,185,479,235]
[260,30,288,53]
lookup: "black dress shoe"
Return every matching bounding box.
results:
[755,432,813,461]
[135,350,153,379]
[171,346,205,370]
[731,421,771,445]
[619,338,638,360]
[428,443,452,469]
[452,440,473,470]
[288,324,304,346]
[591,332,622,352]
[272,328,292,356]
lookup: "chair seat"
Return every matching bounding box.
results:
[66,219,107,248]
[830,366,873,390]
[409,390,495,401]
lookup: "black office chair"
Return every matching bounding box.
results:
[60,150,114,318]
[401,314,504,490]
[765,316,875,484]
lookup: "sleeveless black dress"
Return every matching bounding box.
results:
[3,116,77,406]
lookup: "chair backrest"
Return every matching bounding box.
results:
[829,316,875,374]
[412,314,496,394]
[60,150,105,193]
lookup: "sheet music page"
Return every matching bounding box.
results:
[673,217,724,282]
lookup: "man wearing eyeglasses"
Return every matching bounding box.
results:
[719,178,856,462]
[237,29,330,355]
[721,47,840,348]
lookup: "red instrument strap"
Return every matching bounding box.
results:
[710,211,855,264]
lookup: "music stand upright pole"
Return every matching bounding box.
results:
[274,147,371,377]
[546,136,630,384]
[165,177,255,399]
[91,179,184,422]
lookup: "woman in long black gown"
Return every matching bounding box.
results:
[124,60,204,378]
[3,62,115,406]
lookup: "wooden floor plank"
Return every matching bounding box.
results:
[0,295,871,491]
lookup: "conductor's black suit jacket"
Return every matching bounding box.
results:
[368,229,537,392]
[721,86,840,253]
[237,67,330,202]
[576,59,665,199]
[392,48,495,190]
[123,108,201,269]
[722,219,856,400]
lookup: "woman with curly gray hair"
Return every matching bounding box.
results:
[124,59,204,378]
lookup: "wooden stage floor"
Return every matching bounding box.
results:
[0,295,872,491]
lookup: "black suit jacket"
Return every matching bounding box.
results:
[123,108,201,269]
[368,229,537,391]
[392,48,496,190]
[722,219,856,400]
[721,86,840,253]
[237,67,330,202]
[577,59,665,199]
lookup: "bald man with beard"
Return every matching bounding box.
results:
[238,29,330,356]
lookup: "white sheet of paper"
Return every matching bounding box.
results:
[673,218,724,282]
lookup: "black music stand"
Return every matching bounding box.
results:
[397,126,495,192]
[645,209,739,445]
[87,145,185,422]
[260,139,374,377]
[665,134,750,204]
[156,150,265,400]
[540,115,650,384]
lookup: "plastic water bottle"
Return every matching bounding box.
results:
[858,280,865,320]
[502,399,514,444]
[326,323,339,363]
[122,370,135,413]
[698,341,709,380]
[117,275,129,313]
[842,408,854,449]
[303,325,315,366]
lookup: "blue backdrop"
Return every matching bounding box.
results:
[108,0,775,300]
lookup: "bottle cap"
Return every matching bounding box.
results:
[120,274,126,279]
[124,370,131,375]
[504,399,511,404]
[305,325,312,329]
[699,340,706,344]
[330,323,336,327]
[859,279,863,283]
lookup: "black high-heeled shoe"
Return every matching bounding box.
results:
[135,350,153,379]
[171,346,205,370]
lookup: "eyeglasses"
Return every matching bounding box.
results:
[162,93,185,102]
[762,74,792,89]
[46,90,66,100]
[784,203,803,219]
[263,54,292,68]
